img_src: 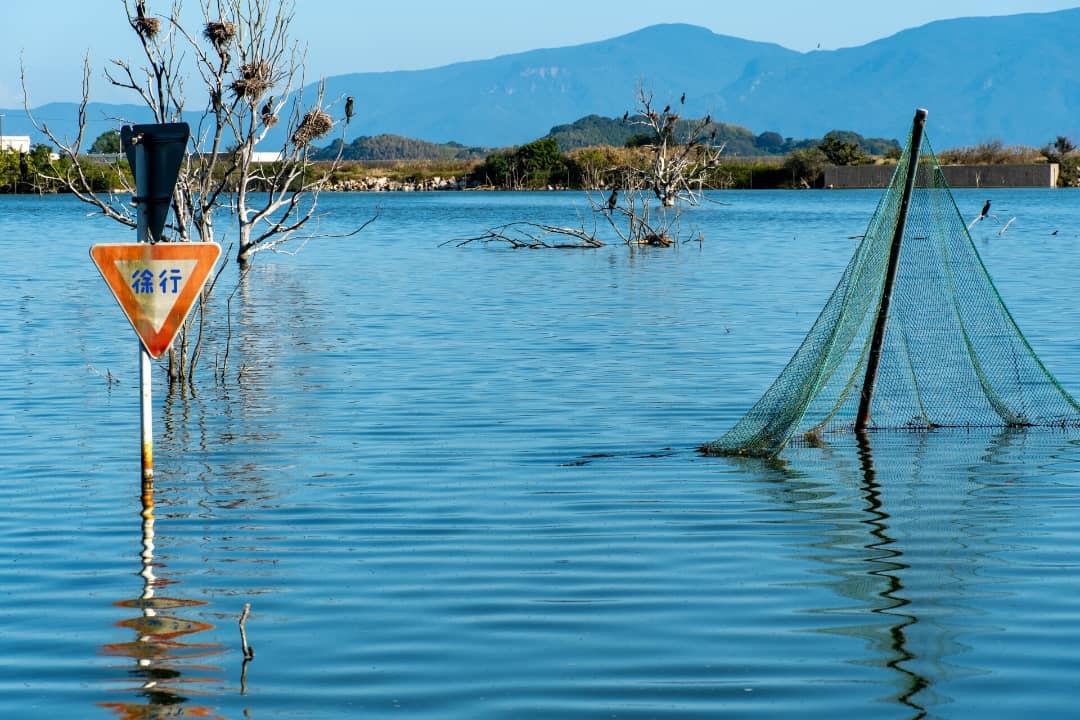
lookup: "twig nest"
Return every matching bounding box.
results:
[640,233,674,247]
[204,21,237,54]
[292,110,333,146]
[261,112,278,128]
[133,16,161,38]
[230,61,273,99]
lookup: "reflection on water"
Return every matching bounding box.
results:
[5,192,1080,718]
[99,478,226,719]
[856,433,927,718]
[762,428,1080,719]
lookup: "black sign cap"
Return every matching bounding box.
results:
[121,122,189,243]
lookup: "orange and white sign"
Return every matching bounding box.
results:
[90,243,222,359]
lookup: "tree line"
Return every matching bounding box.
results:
[7,120,1080,195]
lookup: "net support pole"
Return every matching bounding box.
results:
[855,108,928,433]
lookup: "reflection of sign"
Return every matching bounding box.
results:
[90,243,221,358]
[117,615,215,640]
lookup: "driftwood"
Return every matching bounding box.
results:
[444,221,606,249]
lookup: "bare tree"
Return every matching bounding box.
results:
[21,0,374,383]
[454,87,723,250]
[586,87,723,246]
[22,0,368,265]
[625,87,724,208]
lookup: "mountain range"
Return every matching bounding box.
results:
[5,9,1080,152]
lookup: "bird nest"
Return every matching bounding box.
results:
[203,20,237,54]
[291,110,333,146]
[230,62,273,99]
[133,16,161,38]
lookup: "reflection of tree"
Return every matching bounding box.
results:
[99,478,226,719]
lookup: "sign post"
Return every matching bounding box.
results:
[90,122,221,480]
[133,136,154,480]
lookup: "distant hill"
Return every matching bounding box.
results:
[537,114,898,158]
[312,134,489,161]
[9,11,1080,151]
[307,116,899,161]
[544,114,820,156]
[310,12,1080,150]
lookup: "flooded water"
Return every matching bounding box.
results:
[3,188,1080,718]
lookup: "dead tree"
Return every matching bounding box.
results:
[450,87,724,251]
[584,88,724,246]
[626,87,724,208]
[22,0,373,382]
[24,0,367,266]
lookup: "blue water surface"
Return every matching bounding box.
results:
[2,189,1080,719]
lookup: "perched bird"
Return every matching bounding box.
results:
[680,92,685,105]
[607,188,618,210]
[260,96,276,127]
[622,111,629,122]
[663,104,670,114]
[136,0,147,19]
[345,96,354,125]
[967,199,994,231]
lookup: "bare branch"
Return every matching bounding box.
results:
[447,221,606,249]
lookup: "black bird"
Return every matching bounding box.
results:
[607,188,618,210]
[260,96,274,117]
[622,111,629,122]
[663,104,670,114]
[680,92,685,105]
[345,96,354,125]
[980,199,991,219]
[136,0,146,19]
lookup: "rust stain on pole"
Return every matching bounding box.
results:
[855,108,928,433]
[141,347,153,479]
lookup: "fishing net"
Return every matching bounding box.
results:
[703,111,1080,458]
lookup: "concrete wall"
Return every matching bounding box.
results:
[824,163,1059,189]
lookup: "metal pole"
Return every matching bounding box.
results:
[134,136,154,480]
[855,108,928,433]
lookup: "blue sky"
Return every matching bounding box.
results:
[4,0,1078,107]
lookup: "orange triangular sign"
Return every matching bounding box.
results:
[90,243,222,359]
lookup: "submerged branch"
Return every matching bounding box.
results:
[445,221,605,249]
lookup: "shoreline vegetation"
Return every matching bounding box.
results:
[3,122,1079,195]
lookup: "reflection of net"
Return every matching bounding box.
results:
[703,125,1080,458]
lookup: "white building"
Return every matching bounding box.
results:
[0,136,31,153]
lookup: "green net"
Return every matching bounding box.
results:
[703,112,1080,458]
